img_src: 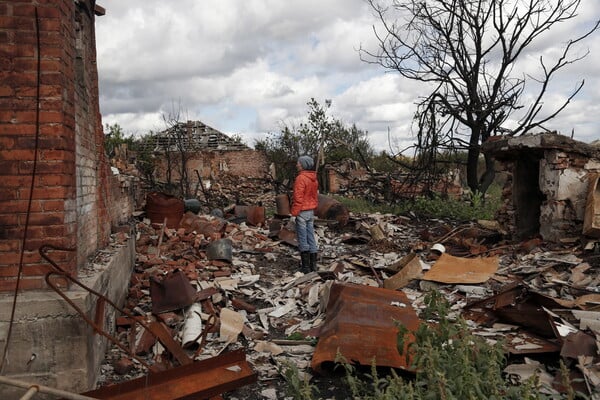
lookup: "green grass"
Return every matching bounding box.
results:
[283,290,582,400]
[334,184,502,222]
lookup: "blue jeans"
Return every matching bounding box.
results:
[296,210,318,253]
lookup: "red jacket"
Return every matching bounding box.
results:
[291,170,318,216]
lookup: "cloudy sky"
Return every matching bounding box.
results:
[95,1,600,153]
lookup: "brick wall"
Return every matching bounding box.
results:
[156,149,269,185]
[486,134,600,242]
[0,0,109,292]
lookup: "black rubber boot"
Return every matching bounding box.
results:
[309,252,318,271]
[300,252,311,273]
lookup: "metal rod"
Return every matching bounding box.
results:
[0,375,98,400]
[18,386,38,400]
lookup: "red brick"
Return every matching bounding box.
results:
[38,174,72,186]
[40,99,64,112]
[0,136,14,149]
[0,200,43,213]
[39,45,62,58]
[0,124,36,135]
[0,86,14,96]
[0,16,35,32]
[0,264,57,278]
[22,212,65,226]
[19,186,73,200]
[0,278,46,292]
[0,71,37,87]
[38,110,64,123]
[20,160,74,175]
[41,149,74,161]
[0,149,35,161]
[23,237,70,252]
[1,97,37,110]
[41,200,65,212]
[2,175,33,187]
[15,111,38,123]
[12,4,37,17]
[0,190,18,201]
[0,240,20,252]
[16,135,69,150]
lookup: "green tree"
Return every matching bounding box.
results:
[104,122,133,157]
[361,0,599,195]
[255,98,375,186]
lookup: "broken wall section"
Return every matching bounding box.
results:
[483,133,600,242]
[321,160,464,202]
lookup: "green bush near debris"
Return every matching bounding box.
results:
[283,290,582,400]
[335,184,502,222]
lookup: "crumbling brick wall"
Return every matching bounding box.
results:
[155,149,269,187]
[484,134,600,242]
[0,0,112,292]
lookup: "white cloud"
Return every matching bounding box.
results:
[96,1,600,154]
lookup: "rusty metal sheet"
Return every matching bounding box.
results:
[464,285,559,339]
[560,331,597,359]
[311,282,420,374]
[78,349,257,400]
[234,205,266,226]
[277,227,298,247]
[494,303,556,338]
[423,253,498,284]
[315,194,349,226]
[150,270,197,314]
[503,331,561,355]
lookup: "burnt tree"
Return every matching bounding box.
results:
[361,0,599,195]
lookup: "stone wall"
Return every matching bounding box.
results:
[483,133,600,242]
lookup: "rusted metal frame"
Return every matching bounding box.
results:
[145,321,192,366]
[193,314,217,358]
[80,348,257,400]
[40,245,168,371]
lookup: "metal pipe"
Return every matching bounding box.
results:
[19,386,38,400]
[0,375,98,400]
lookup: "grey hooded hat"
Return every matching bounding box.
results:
[298,155,314,170]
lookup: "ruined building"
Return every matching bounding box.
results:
[483,133,600,242]
[146,120,269,186]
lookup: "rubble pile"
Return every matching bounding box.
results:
[325,160,464,203]
[191,174,279,212]
[96,207,600,399]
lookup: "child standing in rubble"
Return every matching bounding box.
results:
[291,155,319,273]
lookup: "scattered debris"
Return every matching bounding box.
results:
[94,193,600,398]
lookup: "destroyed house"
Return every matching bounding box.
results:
[146,120,269,182]
[483,133,600,242]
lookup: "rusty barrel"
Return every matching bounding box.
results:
[146,192,185,228]
[316,194,349,226]
[275,193,291,216]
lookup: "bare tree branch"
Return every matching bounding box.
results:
[363,0,599,194]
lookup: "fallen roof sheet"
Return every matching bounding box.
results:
[311,282,420,374]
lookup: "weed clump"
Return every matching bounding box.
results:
[283,290,579,399]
